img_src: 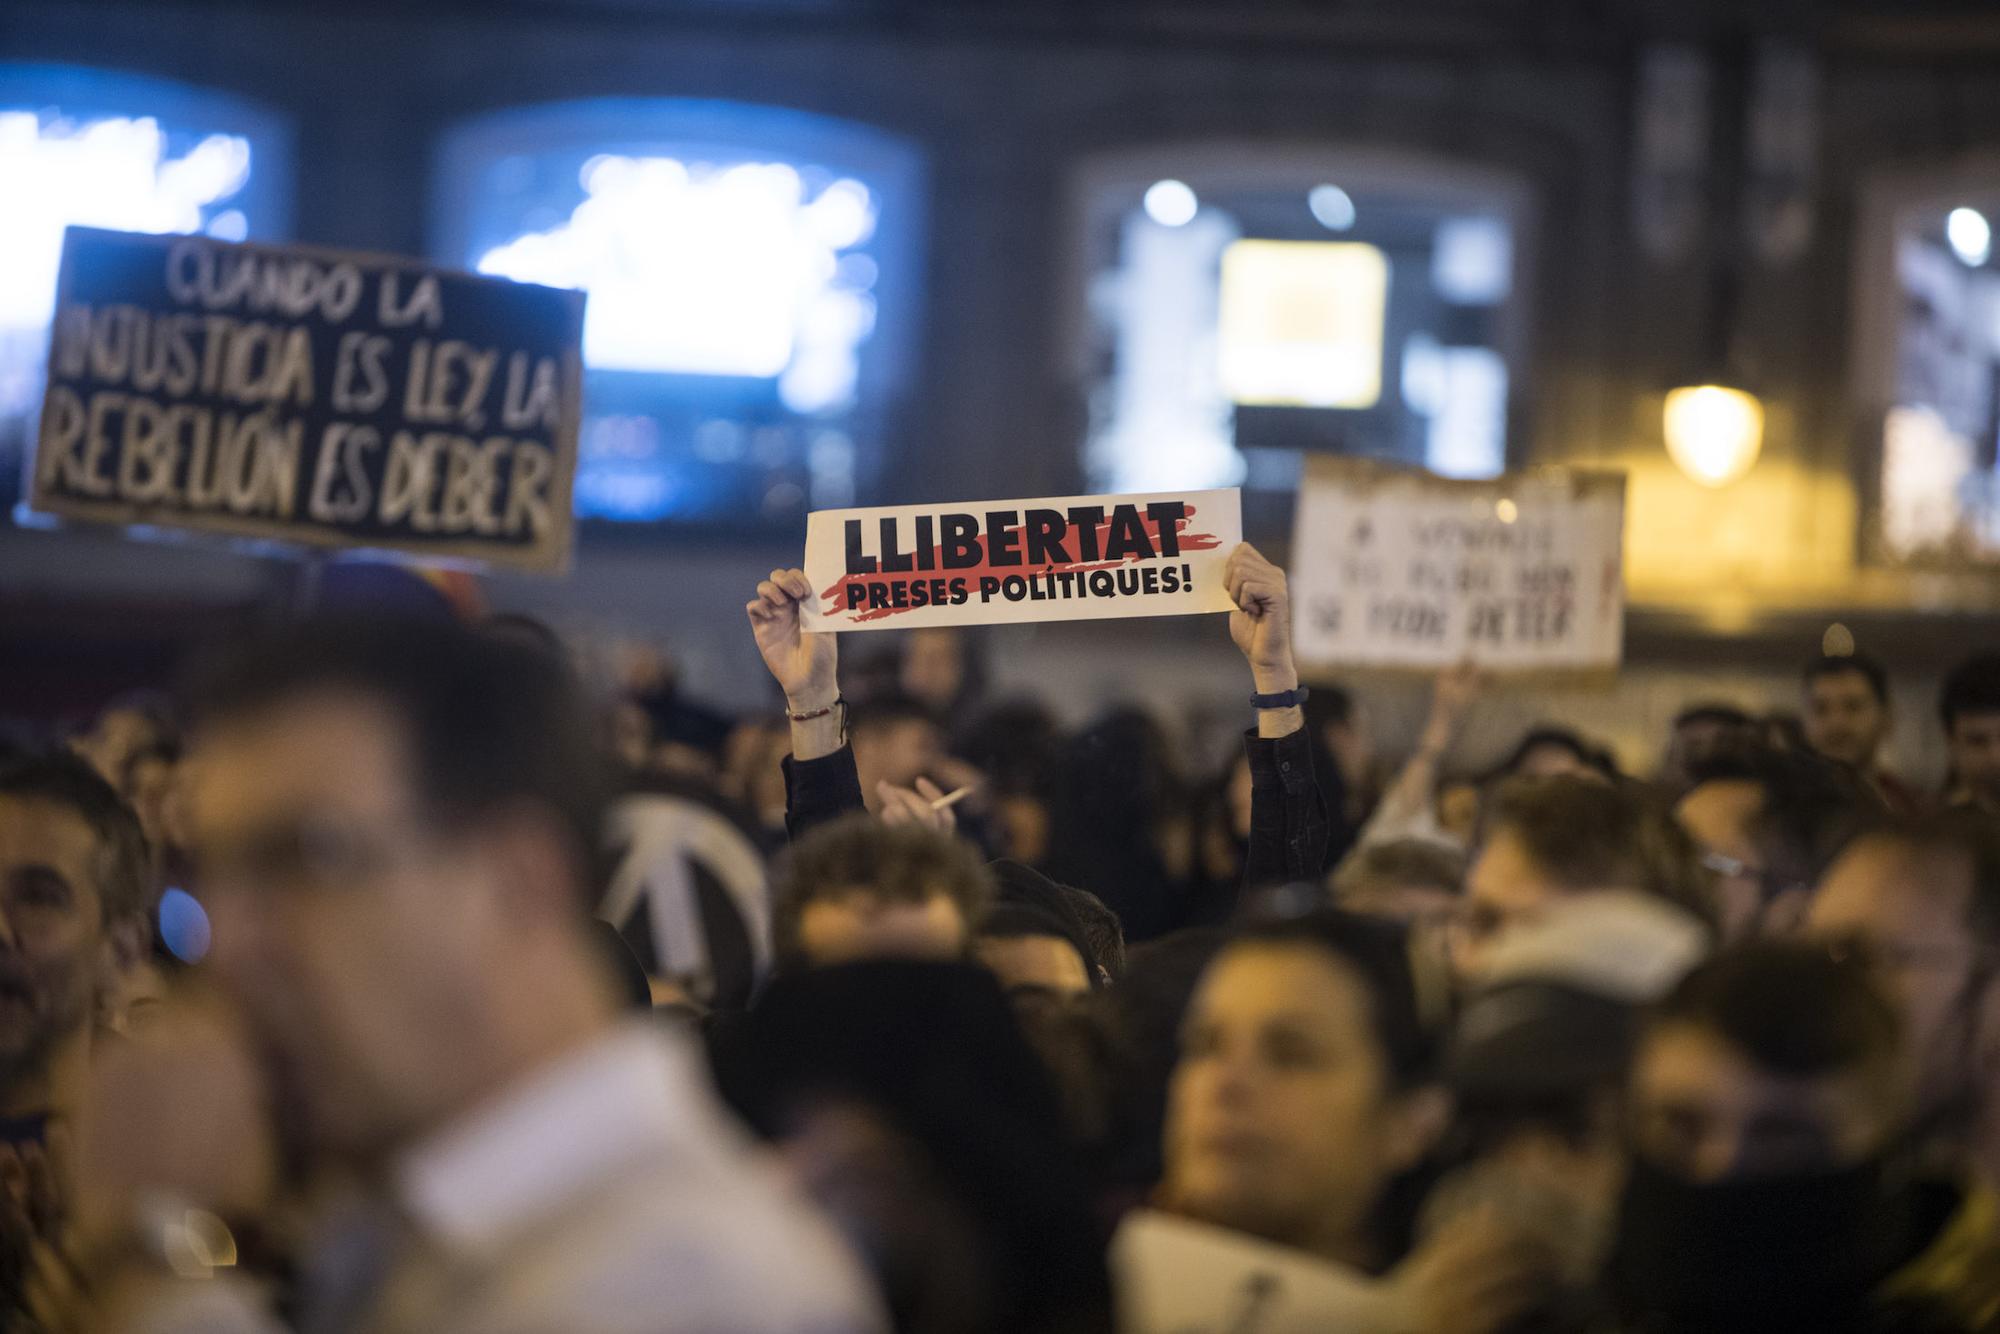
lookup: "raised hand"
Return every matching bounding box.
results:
[1224,542,1297,692]
[1421,660,1485,755]
[746,568,838,710]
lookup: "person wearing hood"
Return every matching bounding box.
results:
[1611,941,2000,1333]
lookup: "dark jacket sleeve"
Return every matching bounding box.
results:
[1243,725,1330,892]
[783,745,867,839]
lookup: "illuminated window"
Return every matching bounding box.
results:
[1071,152,1526,501]
[1871,200,2000,561]
[0,64,288,501]
[437,100,920,527]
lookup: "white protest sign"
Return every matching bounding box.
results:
[801,489,1241,631]
[1290,459,1625,672]
[1111,1209,1410,1334]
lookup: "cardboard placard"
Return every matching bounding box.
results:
[1290,459,1626,672]
[1111,1209,1410,1334]
[801,489,1241,631]
[27,227,584,574]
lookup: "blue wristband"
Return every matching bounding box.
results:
[1250,686,1309,710]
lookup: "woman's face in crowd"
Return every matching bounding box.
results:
[1165,943,1433,1259]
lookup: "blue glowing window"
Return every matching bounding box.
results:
[435,100,921,527]
[0,65,290,497]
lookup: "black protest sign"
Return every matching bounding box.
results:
[28,227,584,573]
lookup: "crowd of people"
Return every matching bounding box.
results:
[3,543,2000,1331]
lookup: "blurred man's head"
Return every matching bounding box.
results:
[1332,839,1465,927]
[1496,728,1617,783]
[1460,776,1712,979]
[776,816,994,970]
[1661,704,1755,793]
[1806,817,2000,1130]
[849,695,947,799]
[1629,943,1908,1183]
[185,616,613,1157]
[1941,654,2000,811]
[0,755,152,1098]
[1675,747,1874,941]
[1801,654,1892,773]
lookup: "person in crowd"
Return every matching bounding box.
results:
[66,696,173,797]
[1612,942,2000,1332]
[848,694,955,810]
[1657,703,1757,796]
[52,616,883,1333]
[1456,774,1714,982]
[746,545,1330,940]
[1674,743,1877,940]
[974,860,1105,996]
[1807,814,2000,1188]
[0,755,154,1311]
[117,740,181,870]
[719,715,795,842]
[1495,727,1620,784]
[952,699,1063,864]
[897,626,987,720]
[715,959,1112,1334]
[1353,662,1484,852]
[1305,684,1381,839]
[1422,892,1708,1314]
[1332,837,1467,928]
[1802,652,1924,813]
[1121,907,1554,1332]
[775,814,995,971]
[1940,653,2000,815]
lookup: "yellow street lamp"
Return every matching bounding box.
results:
[1663,383,1764,487]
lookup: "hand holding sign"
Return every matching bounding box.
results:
[747,568,838,710]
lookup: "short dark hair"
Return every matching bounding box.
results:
[1940,654,2000,732]
[187,615,611,903]
[1333,839,1467,901]
[1683,745,1880,888]
[846,692,944,738]
[1803,653,1890,707]
[0,753,152,925]
[1231,908,1434,1089]
[1483,775,1714,925]
[1492,727,1620,782]
[1648,942,1900,1085]
[774,814,995,965]
[1673,703,1754,732]
[1063,886,1127,982]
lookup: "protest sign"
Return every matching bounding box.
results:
[1290,459,1625,672]
[800,488,1241,631]
[1111,1209,1410,1334]
[28,227,583,573]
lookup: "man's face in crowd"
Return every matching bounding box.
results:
[1166,944,1434,1253]
[1804,671,1889,771]
[853,719,945,800]
[1808,837,1989,1114]
[1456,826,1566,980]
[189,690,516,1157]
[0,797,114,1077]
[795,889,968,967]
[900,629,966,712]
[1630,1022,1900,1181]
[1949,711,2000,809]
[1675,780,1772,942]
[974,932,1091,996]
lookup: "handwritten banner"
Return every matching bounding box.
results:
[1290,459,1625,672]
[801,489,1241,631]
[27,227,584,573]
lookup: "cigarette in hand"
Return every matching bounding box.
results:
[928,784,976,812]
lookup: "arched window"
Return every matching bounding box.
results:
[1063,145,1531,510]
[435,99,922,527]
[0,64,289,504]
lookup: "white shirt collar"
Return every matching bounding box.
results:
[394,1020,720,1261]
